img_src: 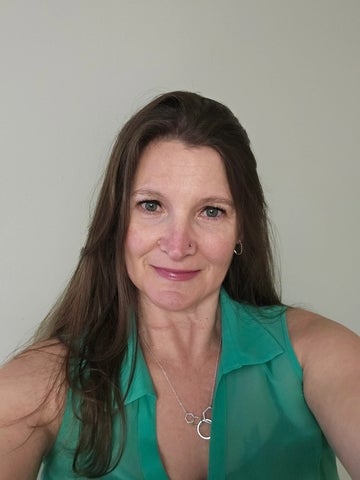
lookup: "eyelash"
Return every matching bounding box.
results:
[201,206,225,218]
[138,200,161,212]
[138,200,226,219]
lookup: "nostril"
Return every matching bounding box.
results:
[156,237,195,258]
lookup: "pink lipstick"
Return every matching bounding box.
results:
[153,266,200,281]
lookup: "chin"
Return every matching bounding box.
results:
[145,288,200,312]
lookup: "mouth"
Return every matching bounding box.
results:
[152,266,201,281]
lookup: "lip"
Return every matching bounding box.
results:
[152,266,200,281]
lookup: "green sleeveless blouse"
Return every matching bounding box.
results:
[41,289,339,479]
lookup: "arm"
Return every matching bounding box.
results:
[287,309,360,478]
[0,343,66,480]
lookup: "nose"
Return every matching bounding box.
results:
[157,219,196,260]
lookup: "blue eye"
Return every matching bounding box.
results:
[203,207,224,218]
[140,200,160,212]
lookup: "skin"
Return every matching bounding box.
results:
[0,139,359,479]
[125,139,239,316]
[0,342,65,480]
[287,309,360,478]
[125,140,238,478]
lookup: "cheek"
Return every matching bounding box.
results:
[124,230,141,284]
[124,229,139,271]
[125,226,143,254]
[202,234,235,267]
[125,225,156,261]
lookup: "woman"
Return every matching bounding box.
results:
[0,91,359,480]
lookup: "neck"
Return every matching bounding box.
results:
[137,294,221,362]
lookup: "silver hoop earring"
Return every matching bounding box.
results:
[233,241,243,256]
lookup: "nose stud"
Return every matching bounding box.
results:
[157,239,194,250]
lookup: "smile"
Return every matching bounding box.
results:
[152,266,200,281]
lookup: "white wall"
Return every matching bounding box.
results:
[0,1,358,478]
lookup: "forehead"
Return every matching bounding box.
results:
[133,139,232,196]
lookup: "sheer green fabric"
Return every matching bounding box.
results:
[42,290,339,479]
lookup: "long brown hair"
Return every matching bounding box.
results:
[37,91,281,476]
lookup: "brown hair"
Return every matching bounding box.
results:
[37,91,281,476]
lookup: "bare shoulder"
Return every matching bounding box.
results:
[286,308,360,477]
[286,307,359,367]
[0,339,68,431]
[0,340,67,416]
[0,340,67,479]
[286,307,360,410]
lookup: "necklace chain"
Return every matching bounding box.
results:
[140,334,221,440]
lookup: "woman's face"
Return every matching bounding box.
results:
[125,139,238,314]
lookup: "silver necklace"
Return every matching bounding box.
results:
[140,334,221,440]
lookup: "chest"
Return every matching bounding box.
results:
[131,365,331,480]
[146,355,218,480]
[43,356,338,479]
[155,387,211,480]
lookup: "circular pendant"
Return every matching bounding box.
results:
[197,418,212,440]
[196,406,212,440]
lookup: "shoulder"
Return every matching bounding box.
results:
[0,340,67,478]
[0,339,67,426]
[286,307,360,397]
[286,308,360,477]
[286,307,359,368]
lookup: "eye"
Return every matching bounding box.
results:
[139,200,161,212]
[202,206,225,218]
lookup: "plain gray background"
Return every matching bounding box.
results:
[0,2,359,478]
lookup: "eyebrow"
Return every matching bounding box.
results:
[199,196,234,207]
[132,189,234,207]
